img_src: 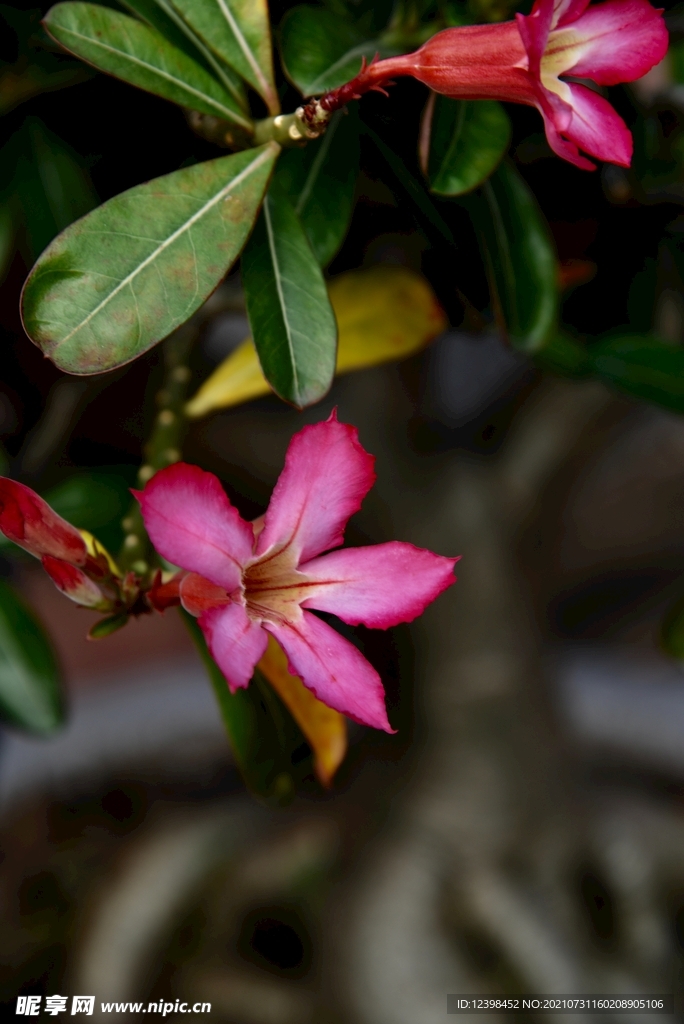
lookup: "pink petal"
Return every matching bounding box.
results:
[549,82,633,166]
[299,542,458,629]
[0,477,86,564]
[543,123,598,169]
[199,602,267,693]
[137,463,254,591]
[180,572,231,616]
[256,412,376,565]
[559,0,669,85]
[42,556,111,610]
[264,612,394,732]
[550,0,591,29]
[517,4,554,77]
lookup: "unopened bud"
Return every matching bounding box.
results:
[42,555,114,611]
[0,477,87,564]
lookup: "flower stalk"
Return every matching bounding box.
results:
[117,324,196,576]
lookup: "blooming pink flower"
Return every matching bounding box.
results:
[137,413,458,732]
[313,0,668,170]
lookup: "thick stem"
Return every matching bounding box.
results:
[117,324,196,575]
[253,111,318,146]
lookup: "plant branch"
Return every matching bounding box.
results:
[117,323,196,575]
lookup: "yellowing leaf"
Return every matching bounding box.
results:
[258,634,347,787]
[185,265,447,417]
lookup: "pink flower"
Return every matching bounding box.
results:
[314,0,668,170]
[137,413,458,732]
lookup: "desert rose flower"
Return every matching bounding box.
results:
[137,413,458,732]
[305,0,668,170]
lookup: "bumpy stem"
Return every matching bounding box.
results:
[117,323,196,575]
[297,56,396,136]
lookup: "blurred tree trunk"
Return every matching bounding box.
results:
[327,374,679,1023]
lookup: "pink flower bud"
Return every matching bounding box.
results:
[0,478,87,564]
[42,556,115,611]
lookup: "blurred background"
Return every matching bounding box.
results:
[5,0,684,1020]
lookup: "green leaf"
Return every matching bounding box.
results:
[22,144,278,375]
[119,0,248,110]
[3,117,98,264]
[44,3,252,128]
[274,108,359,267]
[466,159,558,351]
[662,592,684,659]
[0,580,64,734]
[280,5,394,96]
[426,95,510,196]
[89,613,129,639]
[182,610,312,804]
[588,334,684,413]
[533,332,591,378]
[0,204,14,284]
[45,469,134,551]
[168,0,278,113]
[361,121,454,244]
[241,186,337,407]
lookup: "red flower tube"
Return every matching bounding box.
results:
[313,0,668,169]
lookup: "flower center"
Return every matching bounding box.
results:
[541,26,588,97]
[243,547,317,625]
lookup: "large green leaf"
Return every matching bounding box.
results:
[168,0,278,113]
[280,5,394,96]
[2,117,98,264]
[22,144,278,375]
[466,160,558,351]
[426,95,510,196]
[44,3,252,128]
[241,186,337,407]
[119,0,248,108]
[274,108,359,267]
[0,581,64,734]
[183,611,312,804]
[588,334,684,413]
